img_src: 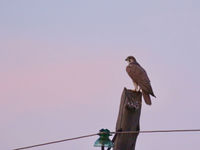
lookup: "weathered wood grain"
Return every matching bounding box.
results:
[113,88,142,150]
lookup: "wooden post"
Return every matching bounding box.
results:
[112,88,142,150]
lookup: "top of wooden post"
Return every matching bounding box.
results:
[113,88,142,150]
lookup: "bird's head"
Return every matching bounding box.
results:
[125,56,136,64]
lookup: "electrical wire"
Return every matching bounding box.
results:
[13,129,200,150]
[13,133,98,150]
[112,129,200,134]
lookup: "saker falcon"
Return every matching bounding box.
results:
[125,56,156,105]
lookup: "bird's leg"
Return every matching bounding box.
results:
[133,82,139,91]
[136,85,141,92]
[136,85,140,92]
[138,87,142,92]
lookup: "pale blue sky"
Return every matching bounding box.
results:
[1,0,200,150]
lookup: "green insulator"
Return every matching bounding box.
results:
[94,129,114,148]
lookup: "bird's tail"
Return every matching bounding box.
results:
[142,91,152,105]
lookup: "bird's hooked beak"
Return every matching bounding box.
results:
[125,57,128,61]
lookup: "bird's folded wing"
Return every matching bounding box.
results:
[126,64,154,95]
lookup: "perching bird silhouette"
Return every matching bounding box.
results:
[125,56,156,105]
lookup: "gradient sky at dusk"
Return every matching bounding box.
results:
[1,0,200,149]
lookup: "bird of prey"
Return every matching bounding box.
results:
[125,56,156,105]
